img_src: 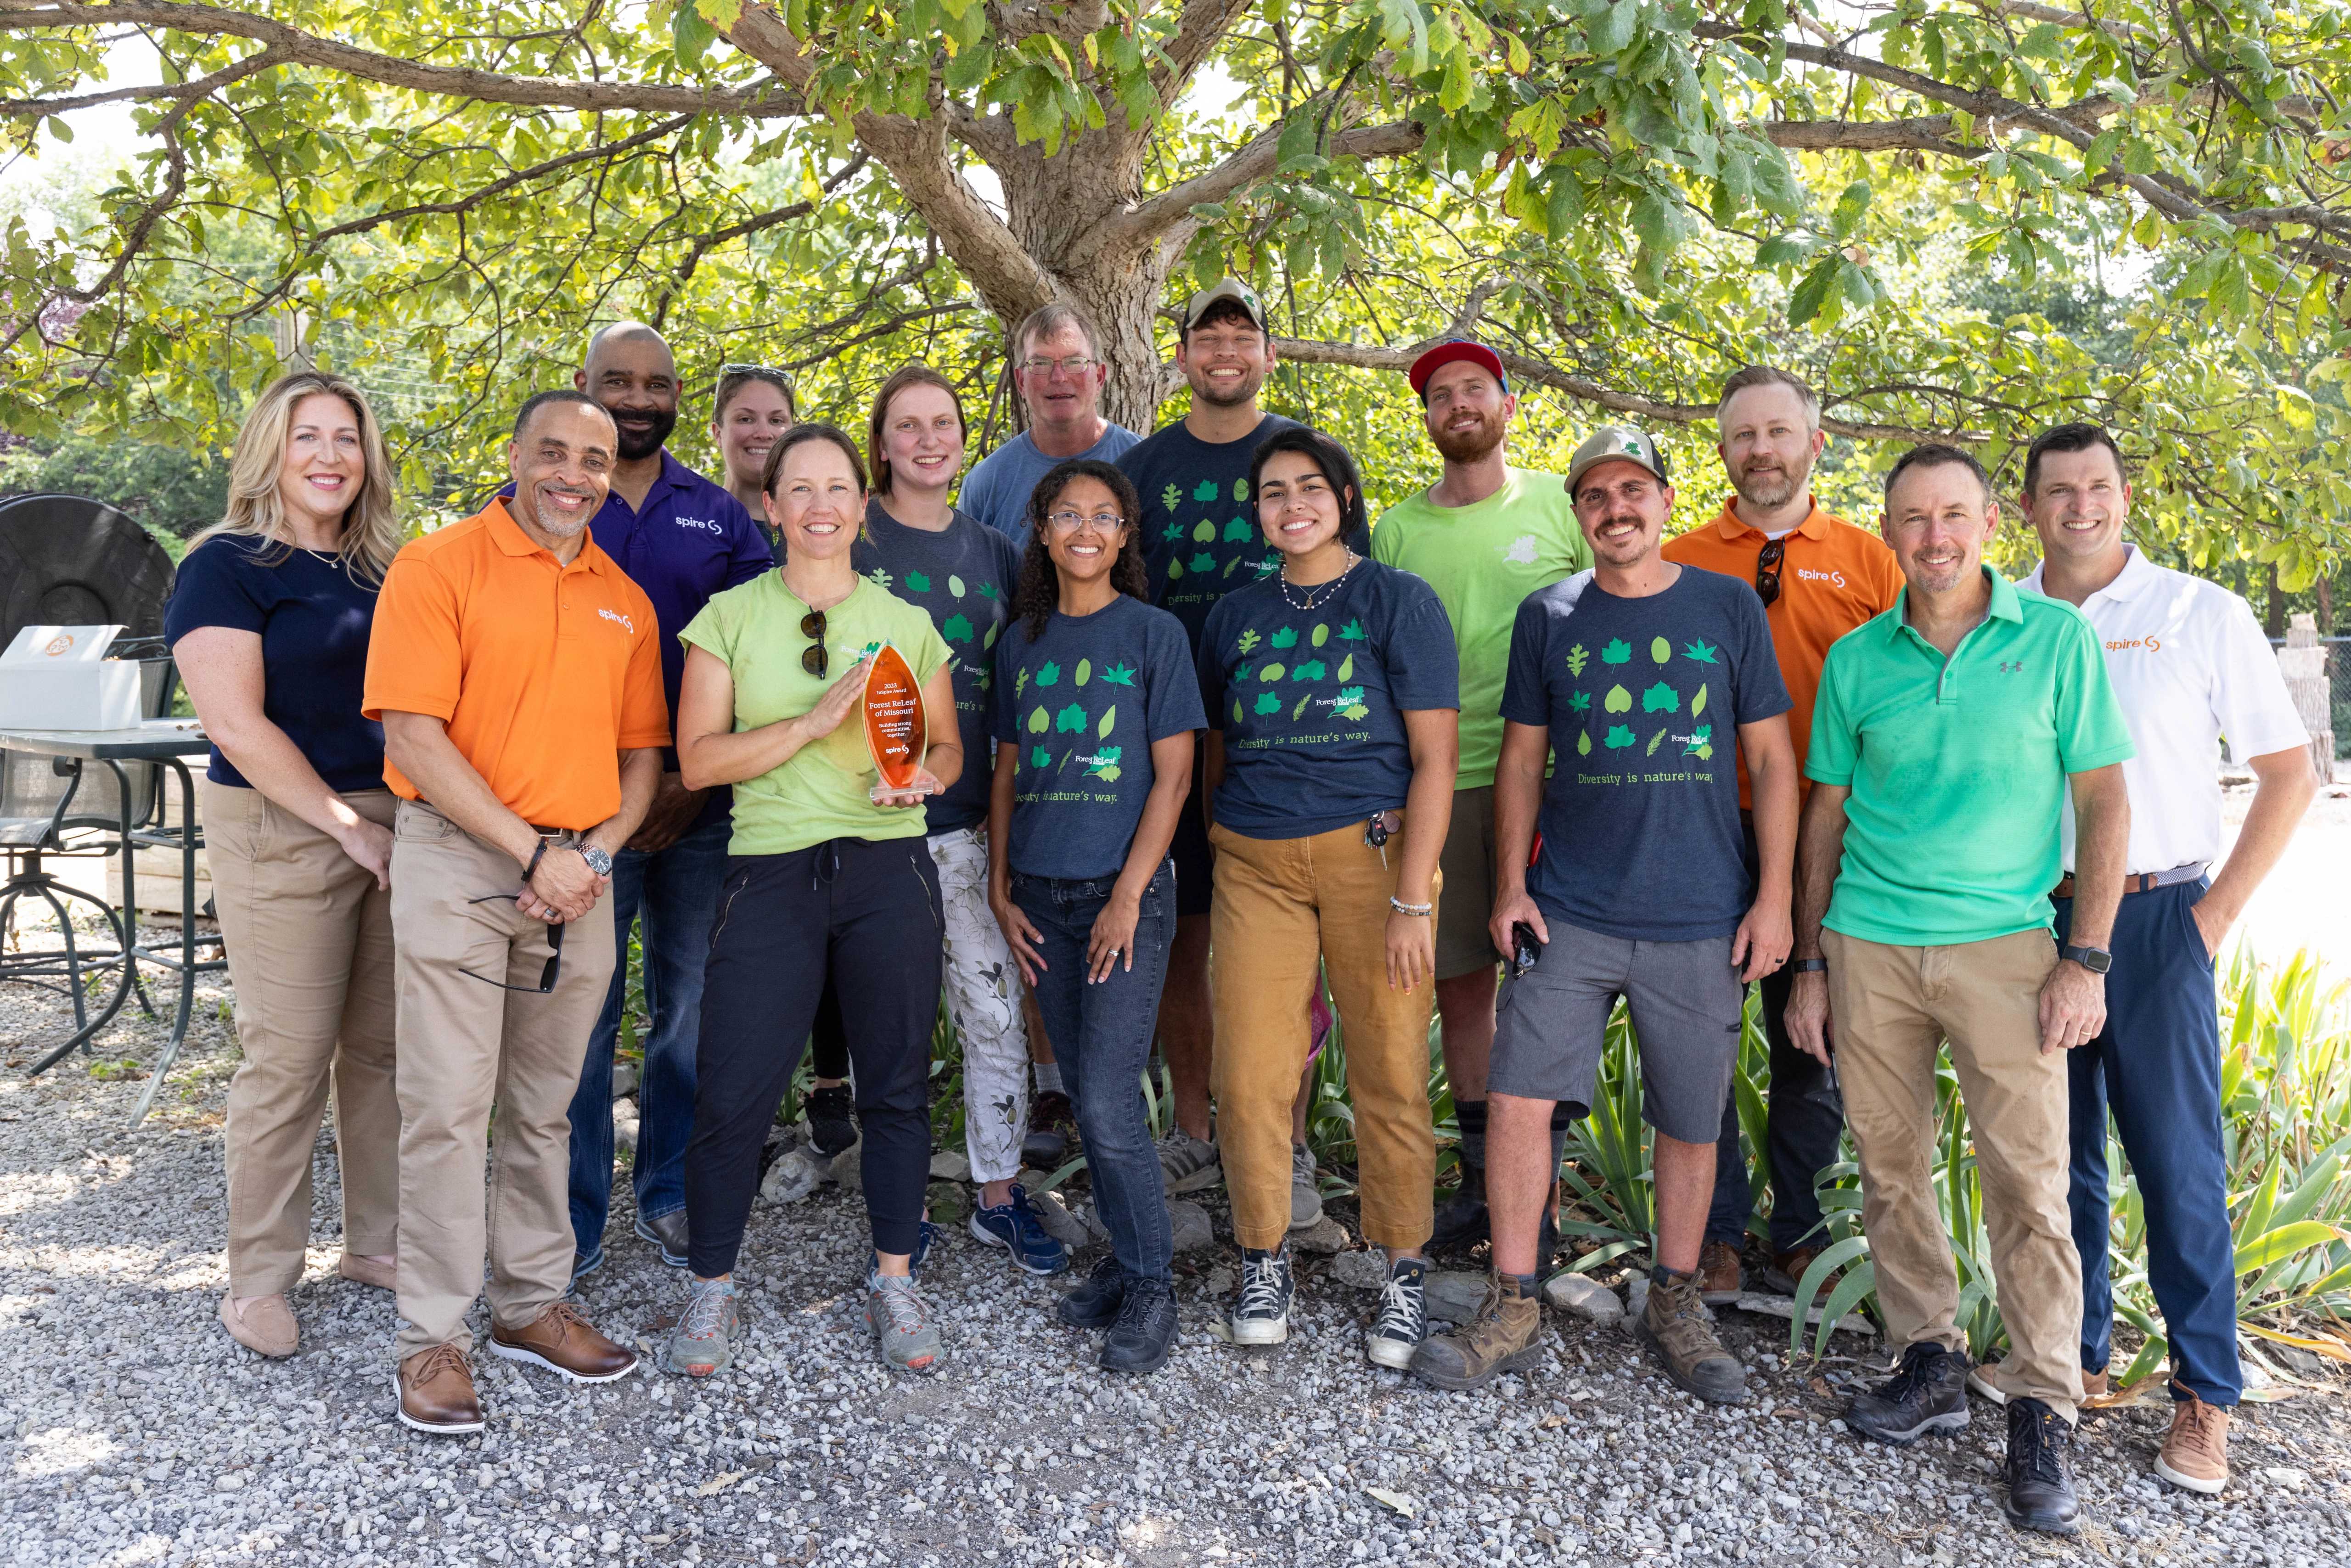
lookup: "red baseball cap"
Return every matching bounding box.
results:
[1407,339,1510,401]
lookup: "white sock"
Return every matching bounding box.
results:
[1033,1060,1064,1096]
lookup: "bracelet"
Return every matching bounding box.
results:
[1389,897,1434,917]
[523,838,549,884]
[1791,957,1827,973]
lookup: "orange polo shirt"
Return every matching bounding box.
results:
[363,499,670,830]
[1661,497,1904,806]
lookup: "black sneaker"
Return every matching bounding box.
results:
[1366,1257,1427,1369]
[2002,1399,2081,1535]
[1846,1341,1972,1445]
[805,1085,857,1157]
[1430,1163,1489,1252]
[1228,1245,1293,1346]
[1100,1278,1178,1374]
[1058,1253,1128,1329]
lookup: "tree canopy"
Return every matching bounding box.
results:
[3,0,2348,584]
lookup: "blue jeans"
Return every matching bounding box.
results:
[567,817,731,1262]
[1013,862,1176,1285]
[2061,879,2239,1406]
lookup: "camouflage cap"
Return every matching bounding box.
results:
[1565,425,1672,495]
[1182,276,1270,332]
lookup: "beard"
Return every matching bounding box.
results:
[1733,454,1808,511]
[607,403,678,462]
[1429,407,1505,464]
[1190,363,1266,409]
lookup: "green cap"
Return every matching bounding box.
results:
[1565,425,1672,495]
[1182,276,1270,332]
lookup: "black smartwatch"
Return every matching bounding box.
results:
[1791,958,1827,974]
[2060,944,2113,975]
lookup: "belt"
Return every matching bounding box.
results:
[528,824,585,838]
[2050,862,2205,900]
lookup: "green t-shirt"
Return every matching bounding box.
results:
[679,572,953,857]
[1369,467,1591,788]
[1805,570,2135,946]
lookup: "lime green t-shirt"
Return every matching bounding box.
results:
[1370,468,1591,788]
[679,572,953,857]
[1806,570,2136,946]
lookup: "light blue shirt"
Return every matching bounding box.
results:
[960,425,1141,548]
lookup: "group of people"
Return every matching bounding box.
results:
[165,276,2316,1538]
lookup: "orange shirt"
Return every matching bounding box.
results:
[1661,497,1904,806]
[362,499,670,830]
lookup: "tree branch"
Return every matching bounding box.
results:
[0,40,288,117]
[1086,112,1424,261]
[988,0,1108,46]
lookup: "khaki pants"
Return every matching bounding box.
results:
[1824,926,2084,1421]
[388,800,615,1358]
[1209,820,1438,1252]
[205,781,400,1296]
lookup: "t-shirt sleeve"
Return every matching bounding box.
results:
[361,551,461,723]
[2210,590,2308,763]
[2053,609,2136,772]
[959,452,1016,540]
[1146,616,1209,740]
[617,591,673,750]
[1368,507,1406,568]
[677,592,735,666]
[1384,581,1460,711]
[1728,586,1794,724]
[1803,646,1858,787]
[163,539,270,644]
[1496,595,1552,728]
[718,492,776,589]
[991,631,1021,747]
[1195,601,1230,723]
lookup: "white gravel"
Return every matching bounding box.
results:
[7,919,2351,1567]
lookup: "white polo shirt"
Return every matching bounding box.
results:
[2020,545,2306,874]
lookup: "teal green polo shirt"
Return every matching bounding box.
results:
[1805,568,2134,945]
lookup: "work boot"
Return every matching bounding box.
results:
[1696,1238,1744,1304]
[2002,1399,2081,1534]
[1846,1341,1971,1445]
[2154,1387,2230,1494]
[1636,1266,1749,1405]
[1409,1273,1541,1390]
[1759,1244,1822,1297]
[1429,1161,1489,1253]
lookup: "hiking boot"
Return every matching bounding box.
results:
[1101,1278,1179,1374]
[664,1276,739,1378]
[2002,1399,2081,1534]
[1846,1341,1971,1445]
[1022,1090,1076,1168]
[1696,1238,1744,1304]
[969,1184,1069,1276]
[866,1272,943,1373]
[490,1301,638,1383]
[1058,1253,1128,1329]
[219,1293,297,1358]
[2154,1387,2230,1494]
[1366,1257,1428,1370]
[1636,1267,1750,1405]
[1409,1273,1541,1390]
[1289,1143,1322,1230]
[1966,1360,2105,1407]
[395,1344,483,1434]
[1157,1128,1221,1194]
[1228,1246,1293,1346]
[805,1084,857,1158]
[1759,1244,1822,1297]
[1429,1162,1489,1253]
[633,1208,690,1269]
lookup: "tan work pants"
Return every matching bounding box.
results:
[1209,820,1439,1253]
[1825,926,2085,1421]
[388,800,615,1359]
[206,781,400,1296]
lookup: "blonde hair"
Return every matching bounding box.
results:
[189,371,401,582]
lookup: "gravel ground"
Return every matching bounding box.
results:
[7,922,2351,1568]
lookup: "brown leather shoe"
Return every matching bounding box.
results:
[1696,1239,1744,1304]
[337,1252,396,1291]
[396,1344,484,1434]
[2154,1387,2229,1493]
[1761,1245,1824,1297]
[219,1293,298,1358]
[490,1301,639,1383]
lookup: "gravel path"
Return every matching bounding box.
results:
[6,925,2351,1568]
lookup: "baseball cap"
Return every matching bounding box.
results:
[1406,339,1510,400]
[1565,426,1672,495]
[1182,277,1270,333]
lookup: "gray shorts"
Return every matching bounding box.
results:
[1487,919,1744,1144]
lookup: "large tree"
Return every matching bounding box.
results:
[3,0,2348,577]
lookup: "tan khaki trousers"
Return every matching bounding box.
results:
[388,800,615,1358]
[1209,820,1438,1252]
[206,781,400,1296]
[1824,926,2084,1421]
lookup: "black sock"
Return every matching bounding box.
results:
[1455,1099,1487,1172]
[1506,1271,1538,1298]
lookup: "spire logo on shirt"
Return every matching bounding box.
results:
[1794,567,1846,588]
[2104,635,2163,653]
[673,516,724,536]
[598,607,636,635]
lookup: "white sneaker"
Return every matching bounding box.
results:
[1228,1247,1293,1346]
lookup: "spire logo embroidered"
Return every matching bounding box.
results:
[597,607,635,634]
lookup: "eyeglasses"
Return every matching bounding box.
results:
[1019,355,1099,377]
[1755,537,1785,607]
[719,362,793,386]
[801,609,828,678]
[1045,509,1125,534]
[461,894,565,993]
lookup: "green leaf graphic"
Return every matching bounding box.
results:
[1030,745,1051,769]
[1691,686,1708,717]
[1682,640,1720,664]
[1336,654,1354,682]
[1292,659,1326,681]
[948,574,966,598]
[1292,693,1311,719]
[1651,636,1671,664]
[1161,483,1181,515]
[1027,706,1049,734]
[1310,623,1329,647]
[1338,618,1367,642]
[1054,704,1087,734]
[1192,519,1216,543]
[1576,729,1592,756]
[1565,643,1590,676]
[1640,682,1678,714]
[1236,629,1261,655]
[1232,478,1249,501]
[1647,728,1667,755]
[1223,517,1254,542]
[1192,479,1220,502]
[906,570,932,594]
[1075,658,1091,686]
[1098,706,1116,736]
[1604,684,1632,713]
[1254,691,1282,715]
[1601,638,1632,665]
[1569,691,1592,713]
[1233,697,1244,724]
[1036,661,1060,686]
[1101,662,1136,686]
[1604,725,1637,749]
[1259,663,1285,682]
[942,613,974,644]
[1269,626,1299,649]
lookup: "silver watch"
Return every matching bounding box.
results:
[569,842,614,877]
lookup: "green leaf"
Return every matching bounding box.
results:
[1787,254,1840,327]
[1586,0,1638,55]
[672,1,719,67]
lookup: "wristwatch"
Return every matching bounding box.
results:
[2060,944,2113,974]
[1791,958,1827,974]
[569,842,615,877]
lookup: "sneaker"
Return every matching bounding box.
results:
[1636,1267,1750,1405]
[491,1301,638,1383]
[1228,1245,1293,1346]
[1409,1272,1541,1390]
[1696,1238,1744,1304]
[969,1184,1069,1276]
[866,1219,946,1283]
[1289,1143,1322,1230]
[1429,1162,1489,1252]
[2154,1387,2230,1494]
[1846,1341,1972,1444]
[1759,1244,1823,1297]
[866,1272,943,1373]
[1058,1252,1128,1330]
[1365,1258,1427,1370]
[395,1344,484,1434]
[664,1276,740,1378]
[2002,1399,2081,1534]
[633,1208,690,1269]
[1101,1278,1179,1374]
[1022,1090,1075,1169]
[1157,1128,1222,1194]
[1967,1360,2106,1407]
[805,1084,857,1157]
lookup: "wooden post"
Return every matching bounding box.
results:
[2280,613,2336,786]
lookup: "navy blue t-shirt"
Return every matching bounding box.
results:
[1119,414,1303,652]
[1499,565,1790,942]
[163,536,386,794]
[851,500,1022,835]
[992,594,1206,882]
[1198,559,1458,840]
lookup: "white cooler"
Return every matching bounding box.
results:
[0,624,143,730]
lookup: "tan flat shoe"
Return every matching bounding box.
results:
[337,1252,397,1291]
[219,1293,298,1357]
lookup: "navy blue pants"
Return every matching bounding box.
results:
[2059,879,2239,1406]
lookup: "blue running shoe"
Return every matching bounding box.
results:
[969,1184,1069,1276]
[867,1220,945,1283]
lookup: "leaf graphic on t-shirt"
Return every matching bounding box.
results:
[1603,684,1632,713]
[1236,663,1254,683]
[947,574,966,598]
[1340,704,1368,721]
[1015,668,1029,697]
[1601,638,1632,665]
[1233,478,1249,502]
[1097,706,1116,736]
[1335,654,1354,682]
[1188,552,1214,574]
[1258,663,1285,682]
[1691,685,1708,717]
[1291,659,1326,681]
[1254,691,1282,716]
[1075,658,1091,686]
[1310,623,1329,647]
[1162,483,1182,515]
[1686,725,1713,753]
[942,613,974,644]
[905,570,932,594]
[1222,556,1244,577]
[1166,557,1184,579]
[1640,682,1678,714]
[984,621,999,651]
[1163,521,1184,544]
[1030,744,1052,769]
[867,568,893,592]
[1101,663,1136,686]
[1683,640,1719,663]
[1236,629,1260,655]
[1338,618,1367,642]
[1576,729,1592,756]
[1651,636,1671,664]
[1569,691,1592,713]
[1269,626,1299,649]
[1223,517,1254,543]
[1193,479,1220,503]
[1604,725,1637,749]
[1232,696,1245,724]
[1027,707,1049,734]
[1565,643,1590,676]
[1192,519,1216,543]
[1055,704,1088,734]
[1647,728,1668,756]
[1036,661,1060,686]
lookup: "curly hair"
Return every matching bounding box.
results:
[1011,459,1151,641]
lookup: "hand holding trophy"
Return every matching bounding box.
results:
[862,642,940,808]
